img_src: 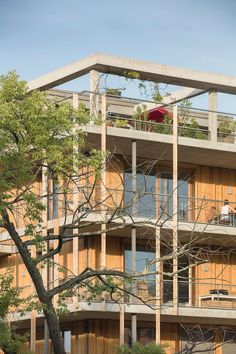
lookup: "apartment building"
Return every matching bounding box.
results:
[2,54,236,354]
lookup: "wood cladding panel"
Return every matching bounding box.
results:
[106,237,123,271]
[193,253,236,306]
[161,323,179,354]
[106,158,124,210]
[195,166,236,222]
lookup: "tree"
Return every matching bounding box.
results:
[0,271,29,354]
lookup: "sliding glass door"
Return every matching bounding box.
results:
[159,172,190,221]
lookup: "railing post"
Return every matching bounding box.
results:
[208,90,218,142]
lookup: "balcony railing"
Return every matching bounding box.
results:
[217,131,236,144]
[126,279,236,311]
[124,191,236,227]
[47,185,236,228]
[107,116,210,141]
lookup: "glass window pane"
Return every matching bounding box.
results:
[124,169,156,218]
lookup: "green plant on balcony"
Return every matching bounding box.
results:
[132,105,149,131]
[117,342,166,354]
[218,116,236,134]
[178,100,207,140]
[115,119,129,128]
[152,113,172,135]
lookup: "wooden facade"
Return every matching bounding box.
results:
[1,159,236,352]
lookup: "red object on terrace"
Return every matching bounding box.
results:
[148,107,171,123]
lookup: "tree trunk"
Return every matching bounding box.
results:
[43,299,66,354]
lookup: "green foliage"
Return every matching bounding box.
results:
[178,99,207,140]
[105,88,122,96]
[0,271,30,354]
[0,270,22,318]
[0,72,103,240]
[117,342,166,354]
[115,119,129,128]
[124,71,141,80]
[218,115,236,134]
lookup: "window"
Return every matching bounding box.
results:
[138,327,155,345]
[63,330,71,353]
[160,171,191,221]
[125,244,156,298]
[124,167,156,218]
[163,253,189,304]
[180,327,214,354]
[124,327,155,346]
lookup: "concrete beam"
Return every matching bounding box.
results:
[28,53,236,95]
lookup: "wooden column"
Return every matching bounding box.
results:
[208,90,218,142]
[53,220,59,306]
[30,244,36,353]
[131,139,137,345]
[119,303,125,345]
[101,93,107,269]
[189,267,193,306]
[72,92,79,304]
[41,164,50,354]
[173,104,178,315]
[155,226,161,344]
[90,69,99,120]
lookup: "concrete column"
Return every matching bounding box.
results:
[172,105,178,315]
[155,227,161,344]
[90,69,99,119]
[208,90,218,142]
[131,314,137,345]
[72,92,79,110]
[101,94,107,268]
[44,321,50,354]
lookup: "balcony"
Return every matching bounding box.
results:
[46,187,236,234]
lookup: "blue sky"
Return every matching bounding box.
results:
[1,0,236,111]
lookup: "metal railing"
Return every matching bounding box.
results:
[106,115,211,141]
[47,187,236,228]
[126,279,236,311]
[217,131,236,144]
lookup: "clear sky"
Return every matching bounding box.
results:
[1,0,236,111]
